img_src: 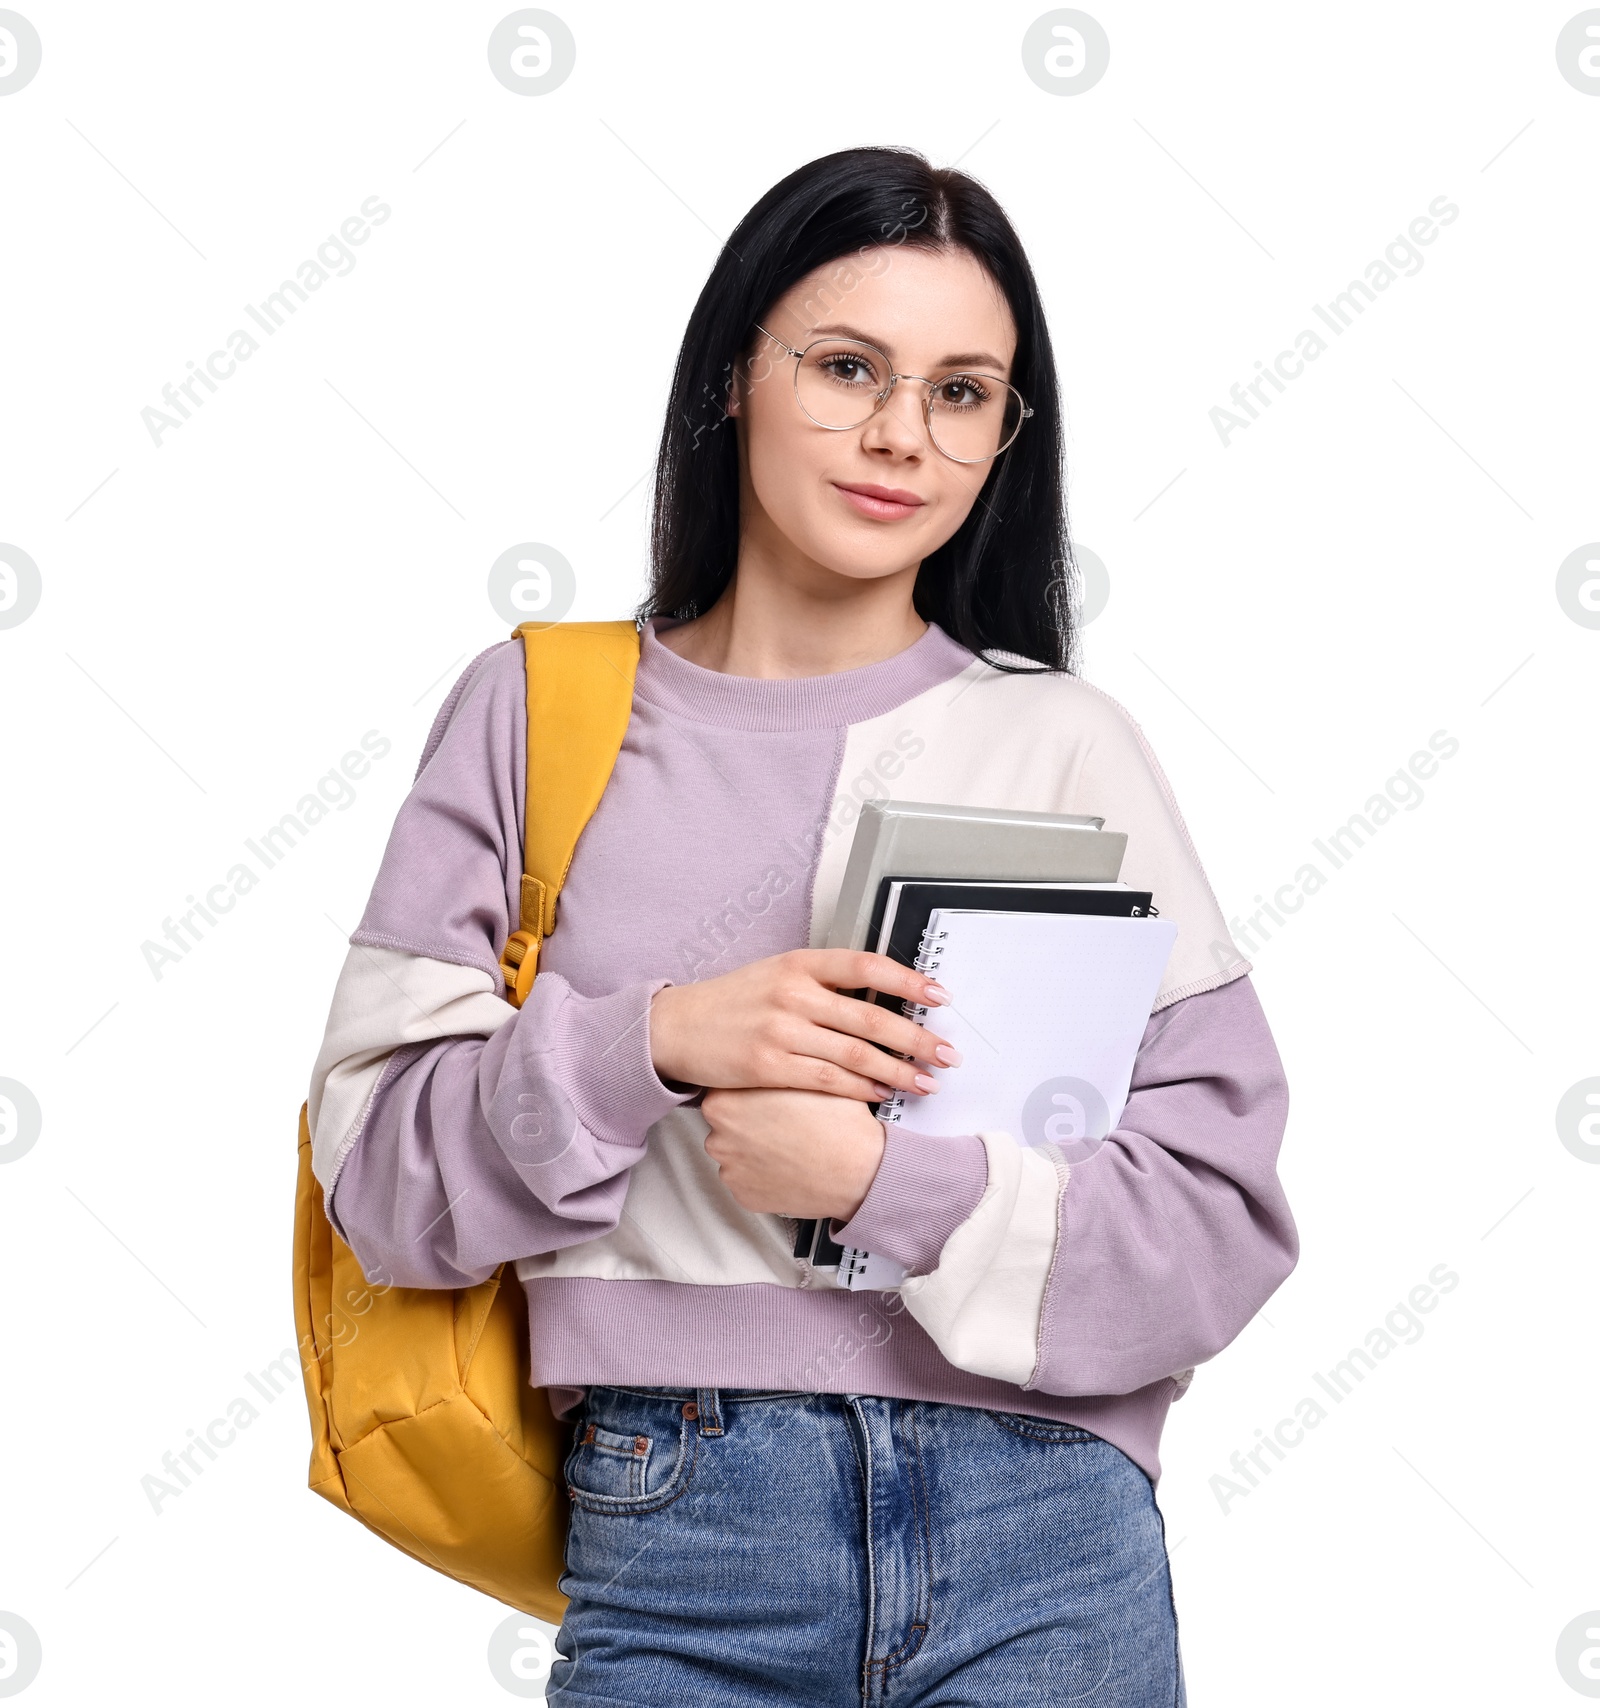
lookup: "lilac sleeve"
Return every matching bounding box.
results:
[331,972,693,1288]
[829,1126,989,1277]
[1030,972,1297,1396]
[322,640,695,1288]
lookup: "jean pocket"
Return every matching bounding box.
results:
[983,1408,1099,1445]
[564,1401,698,1515]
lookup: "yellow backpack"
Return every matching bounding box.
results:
[291,619,641,1621]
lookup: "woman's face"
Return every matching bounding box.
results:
[730,245,1020,585]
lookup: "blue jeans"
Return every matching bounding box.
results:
[549,1386,1186,1706]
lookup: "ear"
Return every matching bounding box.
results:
[724,356,746,418]
[727,326,784,419]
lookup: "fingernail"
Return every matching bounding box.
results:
[922,983,952,1006]
[933,1044,962,1067]
[870,1083,895,1099]
[913,1073,939,1094]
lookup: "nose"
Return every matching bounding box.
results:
[858,382,930,460]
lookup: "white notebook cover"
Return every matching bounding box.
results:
[839,908,1179,1291]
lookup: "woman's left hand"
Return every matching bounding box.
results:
[700,1088,886,1221]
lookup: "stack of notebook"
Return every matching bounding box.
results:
[796,800,1178,1291]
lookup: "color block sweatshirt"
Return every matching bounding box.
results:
[307,618,1297,1481]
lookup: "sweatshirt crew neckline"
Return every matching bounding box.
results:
[634,615,975,732]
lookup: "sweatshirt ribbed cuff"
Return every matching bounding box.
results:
[830,1121,989,1277]
[552,977,697,1147]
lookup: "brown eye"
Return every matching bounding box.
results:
[935,376,991,410]
[820,354,880,388]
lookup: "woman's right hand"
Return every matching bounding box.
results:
[649,949,960,1103]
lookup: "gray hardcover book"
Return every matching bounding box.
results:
[824,799,1127,952]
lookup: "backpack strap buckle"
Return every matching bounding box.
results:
[499,874,548,1007]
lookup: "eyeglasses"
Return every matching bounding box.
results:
[751,323,1032,464]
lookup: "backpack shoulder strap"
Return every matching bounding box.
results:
[498,619,641,1007]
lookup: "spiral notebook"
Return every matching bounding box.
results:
[837,906,1179,1291]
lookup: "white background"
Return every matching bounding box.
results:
[1,2,1597,1702]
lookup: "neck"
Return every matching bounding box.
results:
[660,542,927,682]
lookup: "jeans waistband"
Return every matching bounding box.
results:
[593,1385,812,1401]
[586,1384,814,1436]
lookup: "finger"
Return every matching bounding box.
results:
[775,1036,941,1102]
[800,949,952,1009]
[778,979,956,1068]
[761,1004,949,1099]
[804,986,957,1067]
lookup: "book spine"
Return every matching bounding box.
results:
[876,924,948,1125]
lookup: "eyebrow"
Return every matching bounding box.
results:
[807,322,1009,374]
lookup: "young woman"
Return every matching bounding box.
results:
[309,147,1296,1706]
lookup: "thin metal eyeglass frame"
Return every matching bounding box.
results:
[751,323,1033,465]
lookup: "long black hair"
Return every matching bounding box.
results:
[640,146,1076,673]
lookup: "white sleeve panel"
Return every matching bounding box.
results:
[898,1131,1067,1387]
[307,943,514,1192]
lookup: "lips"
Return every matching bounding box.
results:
[832,482,926,521]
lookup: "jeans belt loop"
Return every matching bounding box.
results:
[693,1387,724,1437]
